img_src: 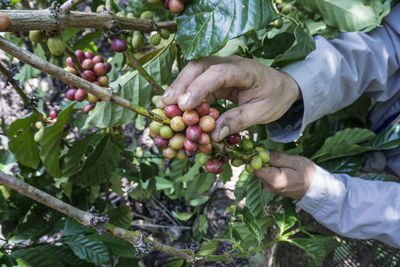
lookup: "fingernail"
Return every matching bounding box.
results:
[218,126,230,140]
[156,98,165,109]
[178,92,191,106]
[162,88,172,98]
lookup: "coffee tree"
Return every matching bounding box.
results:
[0,0,398,266]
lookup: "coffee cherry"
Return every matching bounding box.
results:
[49,110,57,119]
[64,66,78,75]
[152,95,161,105]
[198,132,210,145]
[66,88,77,101]
[64,123,70,131]
[227,133,241,145]
[198,143,212,153]
[186,125,202,142]
[281,3,293,14]
[240,138,254,151]
[195,102,210,117]
[149,121,163,136]
[97,75,109,86]
[87,93,99,103]
[163,147,176,159]
[84,51,94,59]
[96,4,106,12]
[185,149,196,158]
[34,128,44,143]
[164,105,183,118]
[169,0,184,13]
[160,29,170,40]
[149,32,161,46]
[208,108,219,120]
[170,116,185,132]
[92,55,103,64]
[221,154,229,163]
[183,110,199,126]
[206,159,223,174]
[162,0,169,9]
[152,108,165,117]
[160,125,173,139]
[82,59,94,70]
[132,31,145,50]
[35,121,43,129]
[29,30,42,43]
[140,10,154,19]
[199,115,215,132]
[116,11,125,17]
[231,158,244,167]
[66,57,75,68]
[74,89,88,102]
[74,50,85,62]
[149,131,157,139]
[104,62,112,73]
[169,133,185,150]
[196,153,210,165]
[47,36,66,56]
[184,138,197,151]
[93,63,106,76]
[0,13,12,31]
[111,38,127,53]
[258,150,270,163]
[82,103,94,114]
[80,70,96,82]
[251,155,263,170]
[176,149,187,160]
[126,12,136,18]
[245,164,254,173]
[155,136,169,148]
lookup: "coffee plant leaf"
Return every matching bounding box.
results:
[0,149,15,173]
[172,211,195,222]
[361,173,395,181]
[36,244,87,266]
[65,235,110,265]
[245,175,274,218]
[297,0,380,32]
[94,232,136,259]
[272,212,297,235]
[176,162,201,183]
[108,205,133,229]
[184,172,215,201]
[235,207,263,242]
[320,155,364,175]
[8,129,39,170]
[39,103,75,177]
[12,247,63,267]
[176,0,278,60]
[6,113,38,137]
[369,124,400,150]
[63,217,88,236]
[234,170,251,202]
[198,240,220,256]
[219,163,232,184]
[15,45,44,82]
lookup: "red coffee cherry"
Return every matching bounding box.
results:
[209,108,219,120]
[74,50,86,62]
[97,75,109,86]
[66,57,75,68]
[162,0,169,9]
[104,62,112,73]
[183,110,199,126]
[154,136,169,148]
[93,63,106,76]
[84,51,94,59]
[74,89,88,102]
[198,143,212,153]
[186,125,202,142]
[169,0,184,13]
[198,132,210,145]
[92,55,103,64]
[184,138,197,151]
[82,103,94,114]
[49,110,57,119]
[63,123,70,131]
[199,115,215,132]
[206,159,223,174]
[66,88,77,101]
[195,102,210,117]
[163,147,176,159]
[81,70,96,82]
[227,133,241,145]
[221,154,229,163]
[0,13,12,31]
[82,59,94,70]
[164,105,183,118]
[111,38,127,52]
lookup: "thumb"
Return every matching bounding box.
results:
[211,102,262,141]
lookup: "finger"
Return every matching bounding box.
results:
[210,101,264,141]
[160,60,207,106]
[268,151,302,169]
[178,63,255,111]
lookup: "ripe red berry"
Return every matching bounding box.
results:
[97,75,109,87]
[74,89,88,102]
[93,63,106,76]
[81,70,96,82]
[104,62,112,73]
[82,103,94,114]
[66,88,77,101]
[206,159,223,174]
[227,133,241,145]
[63,123,70,131]
[74,50,85,62]
[162,0,169,9]
[164,105,183,118]
[169,0,184,13]
[84,51,94,59]
[49,110,57,119]
[111,38,127,52]
[198,143,212,153]
[186,126,202,142]
[163,147,176,159]
[199,115,215,132]
[195,102,210,117]
[183,110,199,126]
[184,138,197,151]
[92,55,103,64]
[209,108,219,120]
[198,132,210,145]
[0,13,12,31]
[154,136,169,148]
[66,57,75,68]
[221,154,229,163]
[82,59,94,70]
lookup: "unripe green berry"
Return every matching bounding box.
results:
[47,36,66,56]
[116,11,125,17]
[35,121,43,129]
[34,128,44,143]
[151,108,165,117]
[160,29,170,39]
[96,5,106,12]
[29,30,42,43]
[231,158,244,167]
[240,138,254,151]
[196,153,211,166]
[152,95,161,105]
[245,164,254,173]
[258,150,270,163]
[251,155,263,170]
[281,3,293,14]
[140,10,154,20]
[132,31,144,50]
[126,12,136,18]
[149,121,163,136]
[150,32,161,46]
[176,149,187,160]
[160,125,173,139]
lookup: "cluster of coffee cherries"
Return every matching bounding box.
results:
[33,109,70,143]
[64,50,112,114]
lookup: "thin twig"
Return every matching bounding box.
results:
[151,197,182,226]
[59,0,85,14]
[124,51,164,94]
[0,36,171,125]
[131,222,192,230]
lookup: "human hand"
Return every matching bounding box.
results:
[254,151,315,199]
[158,56,300,142]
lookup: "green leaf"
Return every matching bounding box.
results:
[245,175,273,218]
[184,172,215,201]
[63,217,88,236]
[15,45,44,82]
[370,124,400,150]
[39,103,75,177]
[236,207,262,241]
[172,211,195,222]
[8,129,39,169]
[220,163,232,184]
[6,113,37,137]
[176,0,278,60]
[95,232,136,259]
[12,248,64,267]
[198,240,220,256]
[129,178,155,200]
[188,195,209,206]
[319,155,364,175]
[361,174,394,181]
[311,128,375,162]
[176,162,201,183]
[65,235,110,265]
[0,149,15,173]
[272,212,297,235]
[110,174,124,196]
[297,0,380,32]
[83,45,175,128]
[107,52,125,82]
[70,135,120,186]
[36,244,87,266]
[72,31,103,50]
[61,133,95,177]
[108,205,133,229]
[234,171,250,202]
[155,176,174,191]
